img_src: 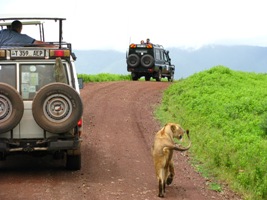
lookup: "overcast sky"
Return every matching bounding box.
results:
[1,0,267,51]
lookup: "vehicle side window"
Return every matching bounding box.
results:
[20,63,68,99]
[155,49,161,60]
[0,64,16,88]
[160,50,164,61]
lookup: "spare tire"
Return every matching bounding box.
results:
[32,83,83,134]
[0,83,24,134]
[141,54,154,67]
[127,54,140,67]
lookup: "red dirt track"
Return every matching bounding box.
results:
[0,81,241,200]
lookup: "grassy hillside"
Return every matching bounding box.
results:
[155,66,267,200]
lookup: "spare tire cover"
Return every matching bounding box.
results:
[32,83,83,134]
[0,83,24,134]
[127,54,140,67]
[141,54,154,67]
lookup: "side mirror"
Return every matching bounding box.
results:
[71,52,77,61]
[78,78,84,89]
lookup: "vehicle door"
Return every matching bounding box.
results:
[154,49,164,71]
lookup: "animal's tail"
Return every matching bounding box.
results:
[164,130,191,151]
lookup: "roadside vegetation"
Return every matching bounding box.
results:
[78,73,171,82]
[155,66,267,200]
[78,73,131,82]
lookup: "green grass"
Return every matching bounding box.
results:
[77,73,172,82]
[155,66,267,200]
[78,73,131,82]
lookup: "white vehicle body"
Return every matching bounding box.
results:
[0,17,83,170]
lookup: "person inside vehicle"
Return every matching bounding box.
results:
[0,20,55,47]
[140,40,144,44]
[146,38,151,44]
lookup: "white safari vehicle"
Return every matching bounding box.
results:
[0,17,83,170]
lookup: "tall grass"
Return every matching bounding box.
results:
[155,66,267,200]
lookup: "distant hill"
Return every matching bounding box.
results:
[169,45,267,79]
[74,50,127,75]
[74,45,267,79]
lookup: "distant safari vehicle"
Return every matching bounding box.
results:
[126,43,175,81]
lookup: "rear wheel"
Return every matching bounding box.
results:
[66,154,81,170]
[131,72,138,81]
[0,83,24,133]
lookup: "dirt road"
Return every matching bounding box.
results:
[0,81,240,200]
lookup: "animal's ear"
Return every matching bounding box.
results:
[170,124,177,132]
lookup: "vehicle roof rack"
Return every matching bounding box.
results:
[153,44,164,48]
[0,21,43,26]
[0,21,45,42]
[0,17,66,21]
[0,17,66,48]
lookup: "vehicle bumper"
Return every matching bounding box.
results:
[127,67,155,73]
[0,138,81,153]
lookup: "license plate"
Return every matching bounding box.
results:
[137,44,146,48]
[11,49,45,58]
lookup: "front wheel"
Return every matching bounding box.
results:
[168,73,174,82]
[131,72,138,81]
[156,70,162,82]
